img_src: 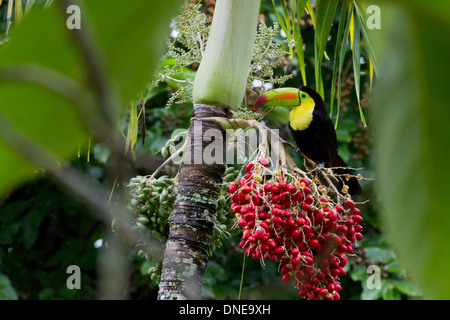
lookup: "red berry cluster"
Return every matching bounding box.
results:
[229,157,363,300]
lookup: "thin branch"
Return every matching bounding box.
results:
[151,138,188,179]
[0,64,100,131]
[0,63,134,165]
[0,110,160,256]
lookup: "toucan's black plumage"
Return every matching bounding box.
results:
[254,86,361,196]
[292,87,361,195]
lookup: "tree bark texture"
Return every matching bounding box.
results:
[157,104,232,300]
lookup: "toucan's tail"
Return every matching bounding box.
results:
[333,155,361,196]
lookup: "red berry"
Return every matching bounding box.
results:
[281,265,290,275]
[298,289,307,297]
[263,183,272,193]
[241,185,252,194]
[252,195,261,206]
[274,246,284,256]
[260,244,269,253]
[301,203,311,212]
[308,239,319,249]
[332,235,342,246]
[303,225,312,234]
[245,162,255,172]
[286,184,296,193]
[292,229,302,239]
[254,229,265,239]
[291,256,300,265]
[271,185,280,195]
[345,200,355,209]
[315,210,325,223]
[304,256,315,265]
[319,288,328,296]
[244,212,255,221]
[352,214,363,223]
[228,183,238,193]
[327,210,337,221]
[305,195,314,204]
[292,192,303,202]
[238,192,250,204]
[238,218,247,227]
[232,204,242,213]
[259,157,270,167]
[268,240,277,249]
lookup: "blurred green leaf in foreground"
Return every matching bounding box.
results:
[373,0,450,299]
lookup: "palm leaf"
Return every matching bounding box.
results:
[25,0,36,15]
[314,0,338,98]
[350,7,367,127]
[354,0,379,75]
[334,2,354,129]
[272,0,309,85]
[125,102,139,160]
[292,0,309,85]
[271,0,293,58]
[349,9,355,51]
[14,0,23,23]
[329,0,350,121]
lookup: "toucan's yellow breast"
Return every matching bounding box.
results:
[289,98,315,131]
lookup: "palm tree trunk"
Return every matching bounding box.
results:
[157,104,231,300]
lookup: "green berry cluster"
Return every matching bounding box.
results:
[137,249,163,283]
[207,165,243,255]
[127,174,175,284]
[126,165,242,284]
[127,174,175,242]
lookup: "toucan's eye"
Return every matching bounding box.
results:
[301,94,307,98]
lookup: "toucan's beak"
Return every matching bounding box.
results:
[253,87,301,110]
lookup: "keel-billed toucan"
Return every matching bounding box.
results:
[254,86,361,196]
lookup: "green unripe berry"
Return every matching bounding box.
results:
[138,216,150,225]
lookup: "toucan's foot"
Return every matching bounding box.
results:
[295,147,301,155]
[314,162,325,172]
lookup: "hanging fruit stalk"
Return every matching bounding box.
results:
[230,152,363,300]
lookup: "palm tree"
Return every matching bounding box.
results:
[156,0,376,300]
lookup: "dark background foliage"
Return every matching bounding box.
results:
[0,0,422,300]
